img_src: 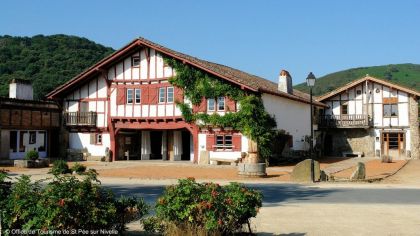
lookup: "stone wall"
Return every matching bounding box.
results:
[409,95,420,159]
[324,128,375,157]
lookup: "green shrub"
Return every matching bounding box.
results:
[71,162,87,174]
[0,174,148,233]
[154,178,262,235]
[49,160,71,175]
[142,216,166,234]
[25,150,39,161]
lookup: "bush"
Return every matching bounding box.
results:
[71,162,87,174]
[153,178,262,235]
[0,174,148,233]
[142,216,166,234]
[25,150,39,161]
[49,160,71,175]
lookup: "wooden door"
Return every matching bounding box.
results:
[382,133,404,160]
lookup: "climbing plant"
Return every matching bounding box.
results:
[165,58,277,160]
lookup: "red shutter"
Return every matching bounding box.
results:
[117,88,126,105]
[199,98,207,112]
[206,134,215,151]
[141,87,149,104]
[192,97,206,113]
[232,134,242,151]
[174,87,184,103]
[226,97,236,112]
[149,87,158,104]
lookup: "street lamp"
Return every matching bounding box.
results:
[306,72,316,182]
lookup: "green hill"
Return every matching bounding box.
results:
[294,64,420,96]
[0,34,114,99]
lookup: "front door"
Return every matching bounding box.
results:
[382,132,404,160]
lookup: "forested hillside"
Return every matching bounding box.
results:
[294,64,420,96]
[0,35,114,99]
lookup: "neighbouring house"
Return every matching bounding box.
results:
[0,79,60,161]
[317,75,420,159]
[46,37,324,163]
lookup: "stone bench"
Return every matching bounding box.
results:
[210,158,241,166]
[342,151,364,158]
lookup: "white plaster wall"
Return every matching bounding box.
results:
[241,135,249,152]
[406,130,411,151]
[262,93,311,150]
[209,151,241,162]
[69,133,110,156]
[198,133,207,162]
[9,83,33,100]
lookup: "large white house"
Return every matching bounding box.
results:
[46,37,324,163]
[317,76,420,159]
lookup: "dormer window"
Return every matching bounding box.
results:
[132,56,140,67]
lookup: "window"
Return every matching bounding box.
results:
[356,90,362,95]
[132,56,140,67]
[126,89,133,104]
[341,104,348,115]
[159,87,166,103]
[215,135,233,150]
[207,98,215,111]
[29,131,36,144]
[96,134,102,145]
[135,89,141,104]
[383,104,398,117]
[217,97,225,111]
[167,87,174,103]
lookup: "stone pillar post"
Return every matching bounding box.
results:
[161,131,167,160]
[409,95,420,159]
[173,131,182,161]
[141,131,151,160]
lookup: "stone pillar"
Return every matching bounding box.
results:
[161,131,167,160]
[141,131,151,160]
[173,131,182,161]
[409,95,420,159]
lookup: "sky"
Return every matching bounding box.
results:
[1,0,420,85]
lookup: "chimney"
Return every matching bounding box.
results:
[9,79,33,100]
[278,70,293,94]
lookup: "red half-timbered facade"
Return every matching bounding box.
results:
[47,37,322,163]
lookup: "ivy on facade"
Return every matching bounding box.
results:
[164,58,277,160]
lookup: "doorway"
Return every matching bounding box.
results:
[382,132,404,160]
[181,131,191,161]
[324,134,333,156]
[150,131,163,160]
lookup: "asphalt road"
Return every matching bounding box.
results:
[103,182,420,206]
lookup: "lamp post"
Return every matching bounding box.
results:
[306,72,316,181]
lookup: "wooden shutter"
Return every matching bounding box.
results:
[288,135,293,147]
[174,87,184,103]
[149,87,158,104]
[141,87,149,104]
[232,134,242,151]
[90,133,95,144]
[192,97,207,113]
[117,88,126,105]
[226,97,236,112]
[199,98,207,112]
[206,134,215,151]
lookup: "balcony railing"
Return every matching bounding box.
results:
[319,114,372,128]
[64,112,97,126]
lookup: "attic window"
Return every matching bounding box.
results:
[132,56,140,67]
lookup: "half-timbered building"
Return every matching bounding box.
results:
[0,79,60,161]
[47,37,324,163]
[318,76,420,159]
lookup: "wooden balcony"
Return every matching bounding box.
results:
[64,112,97,126]
[318,114,372,128]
